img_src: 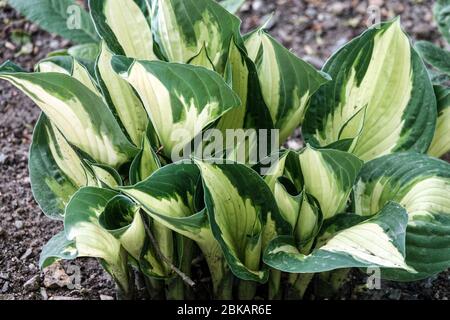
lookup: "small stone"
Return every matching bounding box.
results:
[40,288,48,300]
[329,2,346,15]
[1,282,8,293]
[43,263,72,288]
[5,41,16,50]
[14,220,23,229]
[252,0,263,11]
[285,139,304,151]
[0,272,9,280]
[20,248,33,260]
[0,227,4,237]
[49,40,60,49]
[100,294,114,300]
[0,153,7,164]
[346,17,361,28]
[369,0,384,7]
[23,275,40,292]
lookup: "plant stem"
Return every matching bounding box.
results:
[238,280,257,300]
[292,273,314,299]
[115,268,135,300]
[268,269,282,300]
[166,277,185,300]
[140,212,196,288]
[144,277,165,300]
[180,239,195,300]
[288,273,298,286]
[199,241,233,300]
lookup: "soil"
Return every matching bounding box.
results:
[0,0,448,300]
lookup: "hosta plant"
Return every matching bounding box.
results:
[1,0,449,300]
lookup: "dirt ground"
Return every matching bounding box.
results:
[0,0,448,300]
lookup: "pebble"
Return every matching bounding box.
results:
[43,263,72,288]
[285,139,303,151]
[49,40,60,49]
[0,272,9,280]
[100,294,114,300]
[369,0,384,6]
[4,41,15,50]
[1,282,9,293]
[329,2,346,15]
[252,0,263,12]
[20,248,33,260]
[23,275,40,292]
[40,287,48,300]
[14,220,23,229]
[0,152,7,164]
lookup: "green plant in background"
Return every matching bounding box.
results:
[415,0,450,158]
[1,0,449,300]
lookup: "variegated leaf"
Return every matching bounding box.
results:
[298,146,363,220]
[100,196,143,259]
[188,45,215,71]
[265,147,363,222]
[39,231,77,269]
[29,114,96,220]
[99,195,166,278]
[264,202,412,273]
[36,55,101,96]
[85,161,122,188]
[354,152,450,280]
[428,86,450,158]
[217,37,274,133]
[195,160,289,283]
[149,0,241,73]
[0,62,139,168]
[64,187,131,294]
[96,41,149,146]
[121,162,233,298]
[68,43,100,64]
[129,128,161,185]
[112,57,241,159]
[245,29,329,142]
[303,20,436,161]
[272,180,322,249]
[89,0,158,60]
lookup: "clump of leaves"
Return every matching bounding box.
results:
[1,0,449,300]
